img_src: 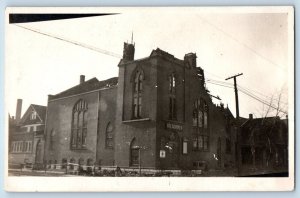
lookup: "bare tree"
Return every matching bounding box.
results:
[248,87,288,169]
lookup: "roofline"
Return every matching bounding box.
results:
[118,51,185,68]
[30,105,44,123]
[48,85,117,103]
[53,77,100,96]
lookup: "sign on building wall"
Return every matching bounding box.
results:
[159,150,166,158]
[165,121,183,131]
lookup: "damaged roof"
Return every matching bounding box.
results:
[49,77,118,100]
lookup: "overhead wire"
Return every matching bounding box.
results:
[14,23,287,114]
[14,24,122,59]
[198,16,287,72]
[206,79,288,115]
[207,78,288,106]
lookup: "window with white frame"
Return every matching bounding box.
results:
[30,111,37,120]
[11,141,32,153]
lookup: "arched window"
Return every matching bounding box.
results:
[53,160,57,169]
[87,158,94,172]
[62,158,67,169]
[78,158,84,166]
[48,160,52,169]
[30,110,37,120]
[192,98,209,151]
[217,137,222,167]
[130,138,139,166]
[69,158,75,170]
[50,129,55,150]
[35,139,42,164]
[168,73,177,120]
[193,99,208,128]
[87,158,94,166]
[71,99,88,149]
[105,122,114,149]
[203,101,208,129]
[132,70,144,119]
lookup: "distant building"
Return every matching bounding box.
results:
[8,99,47,167]
[239,114,288,175]
[43,42,236,174]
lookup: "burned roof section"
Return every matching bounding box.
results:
[48,76,118,100]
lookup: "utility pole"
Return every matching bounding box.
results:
[225,73,243,176]
[225,73,243,119]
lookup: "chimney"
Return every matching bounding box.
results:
[80,75,85,84]
[184,53,197,68]
[15,99,22,123]
[122,42,135,61]
[249,114,253,120]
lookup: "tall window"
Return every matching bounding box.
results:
[130,138,139,166]
[133,70,144,119]
[50,129,55,150]
[192,98,209,151]
[226,138,231,154]
[71,99,88,149]
[62,158,67,169]
[192,135,209,151]
[105,122,114,149]
[69,158,75,170]
[203,102,208,129]
[11,141,32,153]
[30,111,37,120]
[168,73,176,120]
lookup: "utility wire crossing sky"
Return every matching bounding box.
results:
[6,8,293,119]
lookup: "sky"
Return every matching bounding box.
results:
[5,7,293,119]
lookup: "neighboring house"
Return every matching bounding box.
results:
[8,99,46,167]
[43,42,237,174]
[239,114,288,175]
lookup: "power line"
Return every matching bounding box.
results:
[199,16,287,72]
[207,78,233,86]
[207,79,288,115]
[238,84,288,105]
[207,78,288,106]
[14,24,122,59]
[14,23,288,113]
[204,71,225,80]
[239,89,288,115]
[206,81,233,89]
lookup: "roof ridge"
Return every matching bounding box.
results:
[31,104,47,108]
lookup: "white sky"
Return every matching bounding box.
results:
[5,7,293,119]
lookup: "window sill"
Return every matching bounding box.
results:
[123,118,150,123]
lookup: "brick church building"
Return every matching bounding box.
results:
[43,42,236,172]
